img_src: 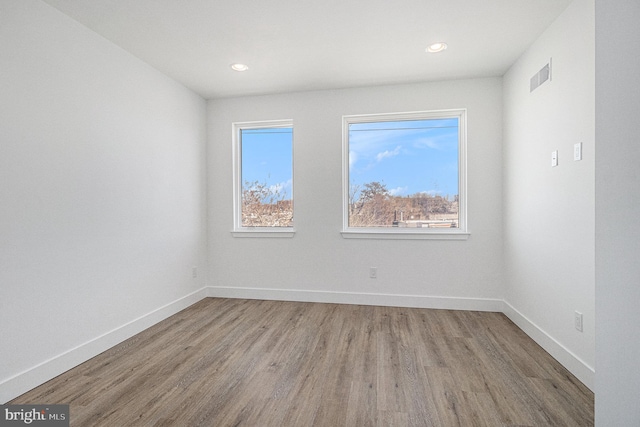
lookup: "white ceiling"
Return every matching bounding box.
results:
[42,0,572,99]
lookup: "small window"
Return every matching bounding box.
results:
[342,110,467,239]
[233,120,294,236]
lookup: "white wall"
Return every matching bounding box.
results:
[595,0,640,424]
[0,1,208,402]
[208,79,503,310]
[0,0,605,409]
[502,0,595,389]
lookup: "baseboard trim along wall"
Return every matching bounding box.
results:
[0,287,209,404]
[207,286,504,312]
[208,287,594,391]
[2,288,593,403]
[502,301,594,391]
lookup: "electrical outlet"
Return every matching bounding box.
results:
[369,267,377,279]
[574,311,583,332]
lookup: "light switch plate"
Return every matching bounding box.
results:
[552,150,558,167]
[574,142,582,161]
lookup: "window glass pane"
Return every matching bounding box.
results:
[240,127,293,227]
[348,117,459,228]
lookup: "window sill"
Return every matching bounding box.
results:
[340,229,470,240]
[232,229,296,238]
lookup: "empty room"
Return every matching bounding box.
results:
[1,0,638,425]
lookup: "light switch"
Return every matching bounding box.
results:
[551,150,558,167]
[574,142,582,161]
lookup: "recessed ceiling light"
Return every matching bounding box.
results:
[230,63,249,72]
[426,42,448,53]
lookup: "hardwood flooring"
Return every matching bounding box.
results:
[11,298,594,426]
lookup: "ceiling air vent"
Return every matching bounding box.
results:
[530,58,552,93]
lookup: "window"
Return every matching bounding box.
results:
[342,110,468,239]
[233,120,294,236]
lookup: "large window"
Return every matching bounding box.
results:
[342,110,467,239]
[233,120,294,236]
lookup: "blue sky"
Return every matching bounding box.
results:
[349,118,459,199]
[241,127,293,200]
[240,118,459,202]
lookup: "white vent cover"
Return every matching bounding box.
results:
[530,59,552,92]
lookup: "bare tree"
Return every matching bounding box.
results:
[349,181,395,227]
[349,181,458,227]
[242,180,293,227]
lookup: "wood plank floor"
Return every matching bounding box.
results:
[11,298,594,426]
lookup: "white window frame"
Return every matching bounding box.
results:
[341,109,469,240]
[232,119,295,238]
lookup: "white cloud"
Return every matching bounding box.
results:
[269,179,292,194]
[349,150,358,168]
[376,145,402,162]
[389,186,408,196]
[414,137,441,149]
[413,128,458,150]
[269,183,284,193]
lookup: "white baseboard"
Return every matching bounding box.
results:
[502,300,594,391]
[207,285,503,312]
[2,287,593,403]
[0,287,209,404]
[208,287,594,390]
